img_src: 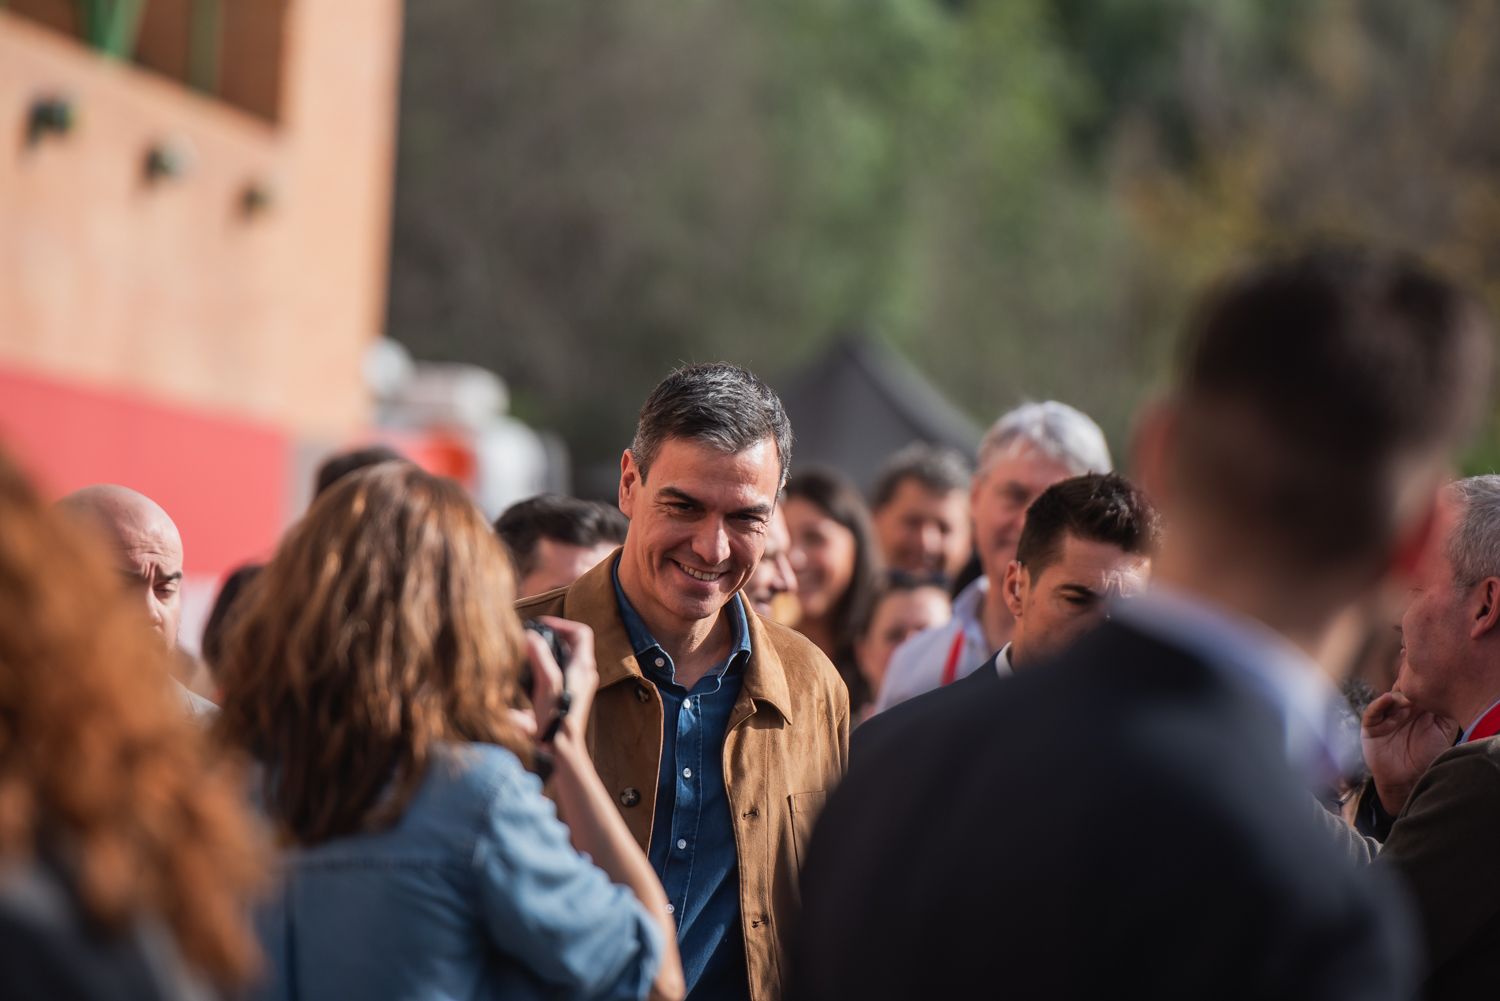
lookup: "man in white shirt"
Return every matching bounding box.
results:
[872,401,1112,712]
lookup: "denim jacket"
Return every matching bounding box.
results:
[248,743,665,1001]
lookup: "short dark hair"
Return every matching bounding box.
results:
[1175,246,1490,571]
[200,563,263,673]
[870,444,972,511]
[1015,473,1161,580]
[314,445,406,498]
[495,495,628,578]
[631,363,794,488]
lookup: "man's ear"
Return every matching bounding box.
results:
[1471,578,1500,640]
[1002,559,1026,620]
[619,450,642,518]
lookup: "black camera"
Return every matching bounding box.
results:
[520,619,571,696]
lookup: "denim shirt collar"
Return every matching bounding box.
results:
[611,557,752,692]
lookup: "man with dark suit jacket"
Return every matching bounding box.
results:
[788,248,1492,1001]
[855,472,1158,758]
[1330,475,1500,999]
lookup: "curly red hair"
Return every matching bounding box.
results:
[0,452,264,985]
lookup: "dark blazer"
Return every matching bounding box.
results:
[787,620,1418,1001]
[853,651,999,761]
[1377,737,1500,999]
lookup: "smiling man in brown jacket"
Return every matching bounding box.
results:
[518,363,849,1001]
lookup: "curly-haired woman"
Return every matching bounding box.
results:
[216,462,683,1001]
[0,452,264,1000]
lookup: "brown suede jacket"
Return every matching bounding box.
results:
[516,553,850,1001]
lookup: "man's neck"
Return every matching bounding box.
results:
[1444,676,1500,736]
[618,561,731,689]
[1149,546,1361,687]
[980,581,1014,653]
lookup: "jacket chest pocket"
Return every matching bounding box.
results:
[787,789,829,874]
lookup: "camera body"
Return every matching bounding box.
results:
[519,619,570,696]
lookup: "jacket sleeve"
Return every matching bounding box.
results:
[471,763,666,1001]
[1379,749,1500,972]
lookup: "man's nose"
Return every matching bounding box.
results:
[919,523,943,555]
[144,591,166,630]
[693,520,731,566]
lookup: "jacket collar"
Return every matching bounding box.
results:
[562,550,795,724]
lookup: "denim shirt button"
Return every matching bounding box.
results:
[619,787,641,808]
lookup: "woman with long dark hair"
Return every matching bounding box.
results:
[216,463,683,1001]
[783,467,884,713]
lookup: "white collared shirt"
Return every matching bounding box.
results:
[994,643,1014,679]
[873,576,992,713]
[1113,586,1357,787]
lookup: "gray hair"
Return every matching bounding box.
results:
[1446,475,1500,587]
[975,401,1112,480]
[631,362,794,488]
[870,443,972,510]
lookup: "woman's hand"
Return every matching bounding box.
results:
[520,617,599,753]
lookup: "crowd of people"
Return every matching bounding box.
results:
[3,245,1500,1000]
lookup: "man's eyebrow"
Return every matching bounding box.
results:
[1058,584,1100,598]
[733,502,774,519]
[161,571,184,584]
[658,486,705,508]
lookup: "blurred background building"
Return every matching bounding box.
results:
[0,1,555,647]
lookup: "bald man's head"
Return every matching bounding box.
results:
[59,485,184,649]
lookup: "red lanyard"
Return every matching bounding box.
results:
[939,631,967,687]
[1467,700,1500,743]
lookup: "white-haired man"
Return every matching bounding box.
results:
[872,402,1112,712]
[1341,475,1500,998]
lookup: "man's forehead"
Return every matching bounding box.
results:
[893,477,965,504]
[1045,536,1148,577]
[649,438,781,497]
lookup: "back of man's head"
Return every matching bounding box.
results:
[1015,473,1162,580]
[631,362,794,489]
[1170,246,1490,577]
[495,495,628,580]
[313,445,406,499]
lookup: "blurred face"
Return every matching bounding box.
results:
[746,505,797,618]
[1396,518,1472,717]
[113,516,184,651]
[971,443,1078,585]
[618,436,781,634]
[872,479,971,580]
[517,537,616,599]
[1003,533,1149,667]
[855,585,952,692]
[784,496,857,620]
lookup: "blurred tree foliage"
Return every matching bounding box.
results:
[387,0,1500,483]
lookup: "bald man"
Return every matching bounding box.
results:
[58,485,213,716]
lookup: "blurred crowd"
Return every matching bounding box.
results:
[3,245,1500,1001]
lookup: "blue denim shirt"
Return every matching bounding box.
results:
[248,743,665,1001]
[612,561,752,1001]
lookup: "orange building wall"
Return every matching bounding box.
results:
[0,2,402,439]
